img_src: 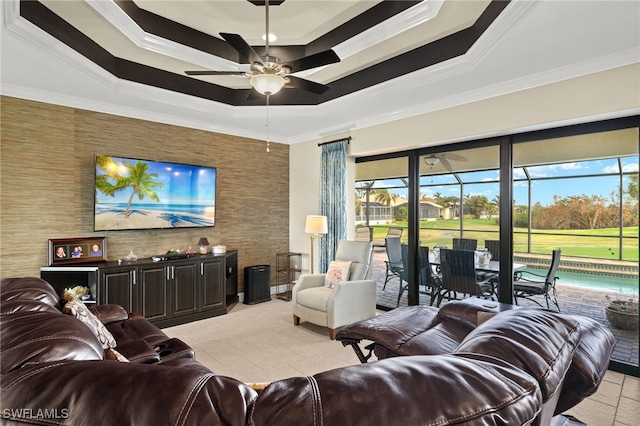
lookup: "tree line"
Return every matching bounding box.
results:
[360,174,639,230]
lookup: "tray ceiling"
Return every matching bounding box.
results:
[2,0,639,145]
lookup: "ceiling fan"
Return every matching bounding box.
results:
[424,153,468,172]
[185,0,340,96]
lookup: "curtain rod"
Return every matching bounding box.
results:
[318,136,351,147]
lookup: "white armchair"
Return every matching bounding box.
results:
[292,240,375,339]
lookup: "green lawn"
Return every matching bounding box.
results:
[368,220,639,261]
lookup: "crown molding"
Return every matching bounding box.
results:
[3,0,639,146]
[85,0,242,73]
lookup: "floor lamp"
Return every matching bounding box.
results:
[305,215,328,274]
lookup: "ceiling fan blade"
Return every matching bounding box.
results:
[285,49,340,73]
[220,32,264,65]
[286,76,330,95]
[443,153,468,162]
[185,70,245,76]
[440,157,454,173]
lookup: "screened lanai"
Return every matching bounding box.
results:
[355,119,639,373]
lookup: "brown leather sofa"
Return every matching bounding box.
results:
[0,277,256,425]
[1,277,614,425]
[336,301,616,425]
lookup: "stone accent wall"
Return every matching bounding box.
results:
[0,96,290,294]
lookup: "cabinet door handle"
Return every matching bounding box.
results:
[201,263,204,276]
[171,266,175,280]
[131,270,136,285]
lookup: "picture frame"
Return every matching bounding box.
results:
[48,237,107,266]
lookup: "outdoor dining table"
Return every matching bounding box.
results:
[427,252,527,273]
[426,250,528,305]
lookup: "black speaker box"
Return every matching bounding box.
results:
[244,265,271,304]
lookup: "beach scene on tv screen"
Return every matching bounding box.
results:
[95,155,216,230]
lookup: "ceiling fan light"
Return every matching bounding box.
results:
[425,156,440,166]
[250,74,286,95]
[262,33,277,42]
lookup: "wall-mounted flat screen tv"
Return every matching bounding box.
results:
[94,155,216,231]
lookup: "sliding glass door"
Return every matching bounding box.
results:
[512,127,639,369]
[356,116,639,374]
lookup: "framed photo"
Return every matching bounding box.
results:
[48,237,107,266]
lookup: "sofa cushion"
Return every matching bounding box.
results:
[0,311,104,374]
[296,286,332,311]
[251,354,542,426]
[335,303,482,358]
[0,360,258,426]
[324,260,351,288]
[0,299,61,315]
[334,240,372,281]
[454,308,581,403]
[349,262,367,281]
[436,299,500,329]
[63,298,117,349]
[0,277,61,311]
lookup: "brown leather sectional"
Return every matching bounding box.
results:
[336,301,617,425]
[1,277,615,425]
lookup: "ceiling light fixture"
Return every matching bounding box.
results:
[425,155,440,166]
[250,74,286,95]
[250,0,284,97]
[262,33,277,42]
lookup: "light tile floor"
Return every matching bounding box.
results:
[164,298,640,426]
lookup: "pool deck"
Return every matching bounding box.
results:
[371,249,639,366]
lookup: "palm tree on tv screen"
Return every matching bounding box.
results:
[112,160,164,218]
[95,155,119,200]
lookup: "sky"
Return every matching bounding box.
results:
[369,157,639,206]
[96,156,216,205]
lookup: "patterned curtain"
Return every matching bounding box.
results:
[319,140,348,273]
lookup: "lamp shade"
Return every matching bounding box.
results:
[197,237,210,247]
[250,74,286,95]
[305,215,328,234]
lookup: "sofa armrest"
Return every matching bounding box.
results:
[327,280,376,329]
[1,360,258,426]
[291,274,326,304]
[554,314,616,414]
[292,274,325,292]
[329,280,376,311]
[116,340,160,364]
[89,304,129,324]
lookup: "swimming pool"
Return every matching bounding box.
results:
[523,266,638,296]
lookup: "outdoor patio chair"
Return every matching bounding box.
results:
[355,226,372,242]
[372,228,403,248]
[435,249,495,306]
[397,245,442,307]
[513,248,562,312]
[452,238,478,251]
[477,239,501,282]
[383,237,403,291]
[416,245,441,306]
[485,240,501,261]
